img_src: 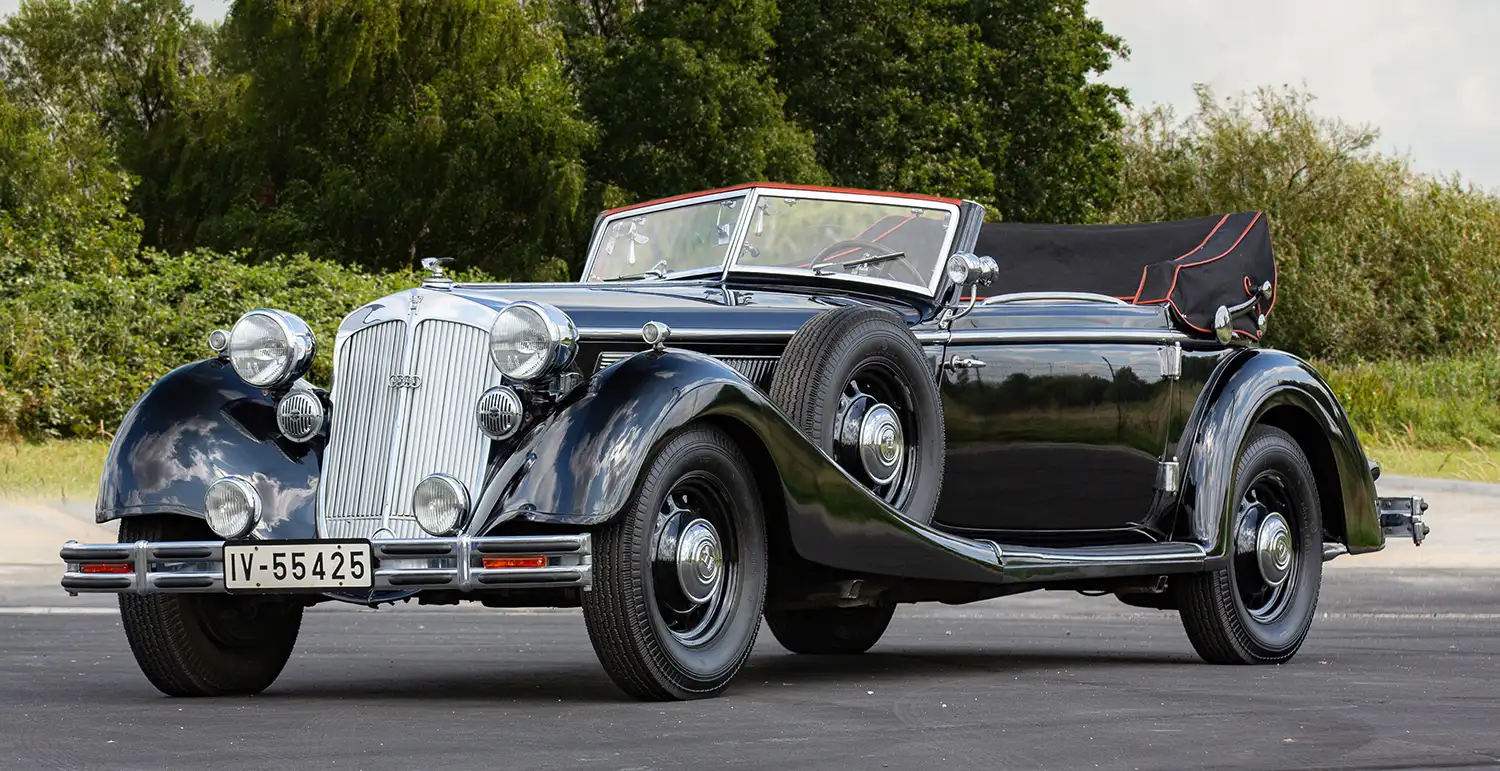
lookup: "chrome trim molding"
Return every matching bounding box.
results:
[60,534,592,594]
[988,541,1207,583]
[980,292,1129,306]
[580,326,799,341]
[945,328,1194,346]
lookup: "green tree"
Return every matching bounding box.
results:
[0,0,214,249]
[773,0,1126,222]
[195,0,595,279]
[557,0,826,205]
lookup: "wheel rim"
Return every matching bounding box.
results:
[833,361,919,508]
[1232,470,1300,623]
[651,472,739,646]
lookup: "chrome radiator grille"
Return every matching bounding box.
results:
[320,312,500,540]
[596,352,779,390]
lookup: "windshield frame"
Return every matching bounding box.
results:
[581,185,961,297]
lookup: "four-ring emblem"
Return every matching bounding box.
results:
[389,374,422,389]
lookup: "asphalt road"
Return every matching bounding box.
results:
[3,569,1497,771]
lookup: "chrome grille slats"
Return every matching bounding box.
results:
[318,290,501,542]
[384,321,499,538]
[320,321,405,539]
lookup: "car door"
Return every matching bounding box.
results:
[932,300,1179,538]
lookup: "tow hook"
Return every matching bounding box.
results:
[1378,496,1430,546]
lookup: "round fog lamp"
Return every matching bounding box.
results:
[205,477,261,538]
[413,474,470,536]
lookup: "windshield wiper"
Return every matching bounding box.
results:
[603,260,669,281]
[814,251,907,276]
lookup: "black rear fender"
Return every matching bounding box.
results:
[1178,348,1380,559]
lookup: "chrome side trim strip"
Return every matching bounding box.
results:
[59,535,592,595]
[945,329,1193,346]
[980,292,1129,306]
[579,326,800,341]
[988,541,1208,583]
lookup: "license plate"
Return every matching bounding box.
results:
[224,541,373,591]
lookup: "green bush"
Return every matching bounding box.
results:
[0,250,445,438]
[1113,86,1500,363]
[1319,357,1500,449]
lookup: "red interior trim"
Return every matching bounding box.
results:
[602,183,961,216]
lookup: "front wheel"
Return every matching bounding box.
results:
[1175,425,1323,664]
[118,516,304,696]
[583,424,768,700]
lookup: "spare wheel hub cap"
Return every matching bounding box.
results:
[858,404,904,485]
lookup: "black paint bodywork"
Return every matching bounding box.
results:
[95,276,1384,584]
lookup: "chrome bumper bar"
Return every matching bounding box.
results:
[1378,495,1430,546]
[60,535,592,594]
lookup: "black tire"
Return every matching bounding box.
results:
[1175,425,1323,664]
[768,305,944,522]
[583,424,768,700]
[765,605,896,654]
[117,516,303,696]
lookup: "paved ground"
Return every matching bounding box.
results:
[1,478,1496,770]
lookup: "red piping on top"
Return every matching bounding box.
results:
[602,183,962,216]
[1128,213,1231,303]
[1136,212,1263,306]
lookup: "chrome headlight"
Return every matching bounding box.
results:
[413,474,470,536]
[488,301,577,382]
[228,309,315,388]
[205,477,261,539]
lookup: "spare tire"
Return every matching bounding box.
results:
[768,305,945,523]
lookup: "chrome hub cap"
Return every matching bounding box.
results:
[1256,512,1293,588]
[858,404,904,485]
[675,518,723,605]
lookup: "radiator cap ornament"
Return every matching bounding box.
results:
[420,257,454,289]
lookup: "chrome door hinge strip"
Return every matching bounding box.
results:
[1162,342,1182,380]
[1155,457,1180,494]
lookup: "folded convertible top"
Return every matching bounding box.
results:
[974,212,1275,340]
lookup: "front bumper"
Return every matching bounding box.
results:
[60,534,592,594]
[1378,495,1430,546]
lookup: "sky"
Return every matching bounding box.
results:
[3,0,1496,189]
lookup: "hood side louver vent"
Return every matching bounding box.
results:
[596,352,779,390]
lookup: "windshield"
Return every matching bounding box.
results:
[735,197,952,290]
[583,188,957,291]
[586,195,749,281]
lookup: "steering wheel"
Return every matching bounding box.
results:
[808,240,925,284]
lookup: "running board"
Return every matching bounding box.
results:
[982,541,1208,584]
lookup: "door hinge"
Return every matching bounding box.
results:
[1161,342,1182,380]
[1156,457,1180,493]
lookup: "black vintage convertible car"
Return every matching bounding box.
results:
[61,184,1429,700]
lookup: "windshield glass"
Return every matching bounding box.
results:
[586,195,748,281]
[735,196,952,290]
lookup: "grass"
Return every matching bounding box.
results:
[1361,441,1500,484]
[0,439,108,501]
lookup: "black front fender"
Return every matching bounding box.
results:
[96,359,323,539]
[475,350,1005,584]
[1179,348,1380,560]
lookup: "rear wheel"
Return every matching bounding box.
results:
[583,424,767,700]
[118,516,303,696]
[1175,425,1323,664]
[765,605,895,654]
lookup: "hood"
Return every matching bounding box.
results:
[442,280,922,337]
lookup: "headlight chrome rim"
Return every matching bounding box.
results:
[488,301,577,382]
[412,473,471,536]
[228,309,316,389]
[205,477,262,539]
